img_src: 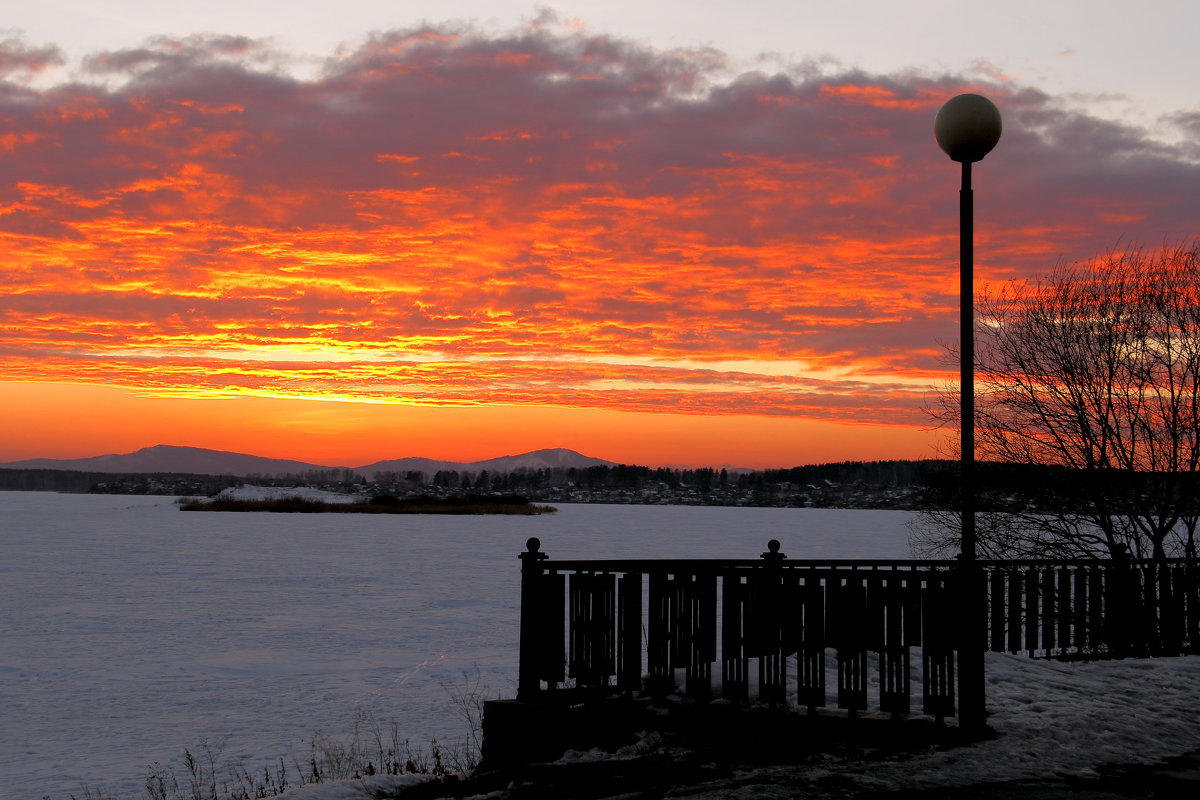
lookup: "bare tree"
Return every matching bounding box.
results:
[912,242,1200,560]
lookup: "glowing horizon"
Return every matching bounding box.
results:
[2,22,1197,468]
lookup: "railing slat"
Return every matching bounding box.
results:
[685,574,717,699]
[989,570,1005,652]
[753,571,788,705]
[721,574,750,702]
[1057,567,1072,654]
[1006,569,1022,653]
[567,572,616,686]
[1165,564,1185,655]
[833,577,869,712]
[1074,567,1089,651]
[879,579,914,715]
[1041,567,1056,653]
[540,572,566,685]
[646,571,674,694]
[1088,567,1105,652]
[617,572,642,691]
[796,578,826,711]
[1025,567,1039,653]
[1188,563,1200,652]
[921,576,955,720]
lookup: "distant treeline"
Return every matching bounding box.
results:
[399,459,946,491]
[0,469,240,495]
[0,460,949,495]
[1,460,1181,513]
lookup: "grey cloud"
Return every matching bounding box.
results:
[0,35,64,78]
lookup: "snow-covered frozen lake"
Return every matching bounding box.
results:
[0,492,916,799]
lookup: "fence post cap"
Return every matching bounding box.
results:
[520,537,547,563]
[762,539,786,560]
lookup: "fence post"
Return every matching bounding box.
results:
[757,539,788,706]
[518,537,548,701]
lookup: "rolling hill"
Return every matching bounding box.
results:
[0,444,615,478]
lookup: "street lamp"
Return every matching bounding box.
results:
[935,93,1001,732]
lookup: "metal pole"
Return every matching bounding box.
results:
[960,161,976,562]
[935,91,1000,733]
[958,159,985,730]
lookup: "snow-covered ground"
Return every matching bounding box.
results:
[2,493,1197,799]
[273,652,1200,799]
[212,484,363,503]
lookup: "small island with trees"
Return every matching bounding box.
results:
[179,492,556,515]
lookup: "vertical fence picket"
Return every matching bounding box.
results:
[538,572,566,687]
[989,569,1006,652]
[685,574,717,699]
[568,572,616,687]
[1041,567,1056,653]
[1117,563,1144,655]
[1024,568,1040,653]
[721,573,750,702]
[1057,567,1073,654]
[1074,567,1089,651]
[1160,565,1180,655]
[796,577,826,711]
[568,573,586,684]
[879,577,914,715]
[753,542,789,705]
[1141,563,1157,654]
[1187,561,1200,653]
[833,576,869,713]
[671,575,690,676]
[921,576,955,721]
[1006,569,1022,653]
[1150,562,1169,655]
[617,572,642,691]
[753,573,787,705]
[866,573,885,653]
[1088,567,1105,654]
[1163,564,1185,655]
[646,572,675,694]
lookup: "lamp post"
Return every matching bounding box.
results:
[934,93,1001,732]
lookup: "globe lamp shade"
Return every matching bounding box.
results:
[935,94,1002,163]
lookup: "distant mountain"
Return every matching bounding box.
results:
[0,445,337,476]
[0,444,615,478]
[354,456,465,478]
[354,448,615,478]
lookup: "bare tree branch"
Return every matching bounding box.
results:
[911,241,1200,560]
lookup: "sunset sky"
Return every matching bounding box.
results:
[2,2,1198,468]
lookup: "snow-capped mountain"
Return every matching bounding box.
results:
[359,448,615,478]
[0,444,615,477]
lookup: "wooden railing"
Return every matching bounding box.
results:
[980,558,1200,658]
[516,538,1200,720]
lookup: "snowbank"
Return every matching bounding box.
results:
[282,653,1200,798]
[213,484,362,504]
[274,773,433,799]
[886,652,1200,788]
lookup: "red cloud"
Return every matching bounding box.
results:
[1,24,1197,437]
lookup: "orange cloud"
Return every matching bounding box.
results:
[0,25,1197,466]
[819,83,948,110]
